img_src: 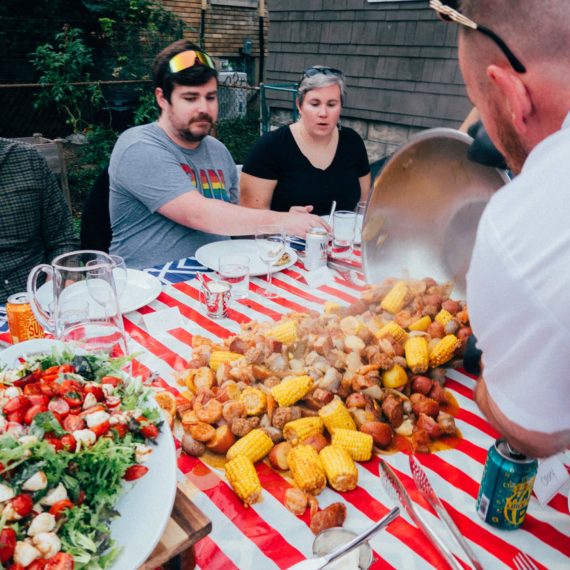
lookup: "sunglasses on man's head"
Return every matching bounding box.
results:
[302,67,344,80]
[430,0,526,73]
[168,50,215,74]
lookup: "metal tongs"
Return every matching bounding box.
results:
[378,459,462,570]
[409,455,484,570]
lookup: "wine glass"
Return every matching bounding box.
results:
[109,254,127,300]
[255,225,285,299]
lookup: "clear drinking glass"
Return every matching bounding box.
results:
[109,254,128,299]
[332,210,357,258]
[354,200,367,245]
[218,254,250,299]
[255,225,285,299]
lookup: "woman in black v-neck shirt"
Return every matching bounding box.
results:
[240,67,371,216]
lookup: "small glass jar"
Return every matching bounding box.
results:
[312,527,373,569]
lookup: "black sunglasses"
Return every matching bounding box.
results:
[302,66,344,80]
[430,0,526,73]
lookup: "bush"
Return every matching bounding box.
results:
[217,114,260,165]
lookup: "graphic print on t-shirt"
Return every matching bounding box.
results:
[180,164,230,202]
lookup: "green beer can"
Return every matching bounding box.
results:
[476,439,538,529]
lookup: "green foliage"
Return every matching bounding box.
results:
[30,26,103,131]
[133,90,159,126]
[217,114,260,164]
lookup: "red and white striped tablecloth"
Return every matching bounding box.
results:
[124,258,569,570]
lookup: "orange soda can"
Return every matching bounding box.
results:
[6,293,44,344]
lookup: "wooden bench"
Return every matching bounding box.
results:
[11,133,71,209]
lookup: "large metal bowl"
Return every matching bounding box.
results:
[361,128,510,299]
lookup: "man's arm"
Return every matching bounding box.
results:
[158,190,329,237]
[239,172,278,209]
[475,376,570,458]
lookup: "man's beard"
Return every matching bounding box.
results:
[177,113,214,143]
[494,110,528,175]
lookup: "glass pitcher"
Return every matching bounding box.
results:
[26,250,128,356]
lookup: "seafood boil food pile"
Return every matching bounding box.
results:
[0,351,164,569]
[177,278,472,530]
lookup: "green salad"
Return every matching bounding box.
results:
[0,350,164,569]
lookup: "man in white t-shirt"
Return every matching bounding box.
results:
[431,0,570,457]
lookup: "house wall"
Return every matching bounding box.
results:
[266,0,471,162]
[162,0,268,79]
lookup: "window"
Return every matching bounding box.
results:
[210,0,257,7]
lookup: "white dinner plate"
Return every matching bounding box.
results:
[0,339,178,570]
[35,268,162,317]
[321,214,363,245]
[196,239,298,277]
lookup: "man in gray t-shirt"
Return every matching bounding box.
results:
[109,39,328,269]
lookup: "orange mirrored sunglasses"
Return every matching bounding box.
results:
[168,50,215,73]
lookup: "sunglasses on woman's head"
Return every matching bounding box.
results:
[430,0,526,73]
[168,50,215,74]
[302,67,344,80]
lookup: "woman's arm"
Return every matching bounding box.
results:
[239,172,278,209]
[358,173,371,202]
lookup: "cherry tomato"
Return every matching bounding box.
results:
[77,490,86,506]
[123,465,149,481]
[48,398,70,418]
[7,564,25,570]
[62,414,85,433]
[27,560,48,570]
[0,527,16,562]
[6,410,25,424]
[44,435,64,452]
[49,499,74,518]
[91,421,110,437]
[24,404,48,425]
[63,391,83,408]
[140,423,159,440]
[79,405,105,419]
[42,365,62,377]
[110,424,128,438]
[23,382,43,396]
[40,381,57,397]
[10,493,33,517]
[84,384,104,401]
[28,394,49,407]
[3,395,31,415]
[45,552,74,570]
[101,376,122,387]
[60,434,76,452]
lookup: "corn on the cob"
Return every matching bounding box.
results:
[434,309,454,326]
[287,444,327,495]
[267,320,298,344]
[404,336,429,374]
[240,387,267,415]
[380,281,409,313]
[283,416,324,444]
[225,455,262,506]
[319,397,356,434]
[226,429,274,463]
[271,375,313,407]
[323,301,341,314]
[319,445,359,492]
[331,428,373,462]
[429,334,460,367]
[375,321,408,344]
[408,315,432,331]
[209,351,243,372]
[381,364,408,389]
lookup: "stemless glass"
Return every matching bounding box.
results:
[255,225,285,299]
